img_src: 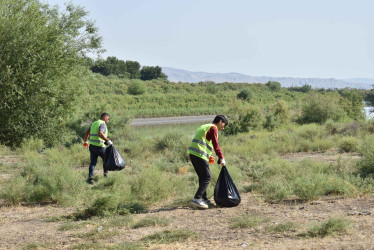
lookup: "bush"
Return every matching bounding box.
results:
[358,135,374,177]
[293,175,326,201]
[297,94,346,124]
[302,217,351,238]
[237,89,253,102]
[0,0,101,147]
[127,80,146,95]
[224,102,263,135]
[338,137,360,153]
[266,81,281,91]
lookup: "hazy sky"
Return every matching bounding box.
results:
[46,0,374,79]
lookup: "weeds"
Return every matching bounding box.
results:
[299,217,352,238]
[229,213,270,229]
[131,216,170,229]
[141,230,197,244]
[266,221,298,233]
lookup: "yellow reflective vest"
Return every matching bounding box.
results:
[187,124,217,161]
[88,120,108,147]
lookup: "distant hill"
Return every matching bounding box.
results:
[162,67,374,89]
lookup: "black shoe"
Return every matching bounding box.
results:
[86,178,93,184]
[104,173,108,178]
[204,199,214,207]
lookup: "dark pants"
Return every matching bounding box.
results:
[190,154,211,200]
[89,144,108,179]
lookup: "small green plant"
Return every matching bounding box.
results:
[58,222,86,231]
[299,217,351,238]
[75,194,120,219]
[266,221,298,233]
[131,216,170,229]
[293,175,325,201]
[229,213,270,229]
[141,230,197,244]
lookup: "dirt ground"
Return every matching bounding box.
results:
[0,151,373,249]
[0,192,373,249]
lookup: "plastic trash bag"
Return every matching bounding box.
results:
[214,166,241,207]
[104,145,126,171]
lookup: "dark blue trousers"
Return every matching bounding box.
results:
[89,144,108,179]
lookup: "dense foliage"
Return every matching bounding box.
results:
[0,0,102,147]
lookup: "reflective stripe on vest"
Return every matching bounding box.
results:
[88,120,108,147]
[192,139,212,151]
[187,123,216,161]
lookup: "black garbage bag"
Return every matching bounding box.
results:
[214,166,241,207]
[104,145,126,171]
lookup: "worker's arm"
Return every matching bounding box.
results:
[206,126,224,159]
[99,130,109,143]
[84,129,90,142]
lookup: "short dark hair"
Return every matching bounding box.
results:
[100,112,110,119]
[213,115,228,125]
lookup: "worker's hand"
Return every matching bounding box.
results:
[220,158,226,167]
[106,140,113,146]
[209,156,216,164]
[83,141,88,148]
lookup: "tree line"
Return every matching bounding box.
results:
[87,56,168,81]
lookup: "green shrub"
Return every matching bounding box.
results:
[263,114,279,131]
[293,175,326,201]
[266,221,298,233]
[224,102,263,135]
[77,194,120,218]
[261,178,293,202]
[18,137,45,153]
[130,166,179,204]
[297,94,346,124]
[127,79,146,95]
[358,135,374,177]
[229,214,270,229]
[324,119,339,135]
[237,88,253,101]
[0,176,27,205]
[266,81,281,91]
[301,217,351,238]
[338,137,360,153]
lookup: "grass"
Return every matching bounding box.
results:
[58,222,87,231]
[72,242,142,250]
[77,229,120,241]
[229,213,271,229]
[299,217,352,238]
[1,118,374,216]
[141,229,198,244]
[131,216,170,229]
[21,242,56,249]
[266,221,298,233]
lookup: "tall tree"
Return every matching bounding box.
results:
[140,66,167,81]
[125,60,141,79]
[0,0,103,147]
[90,56,129,78]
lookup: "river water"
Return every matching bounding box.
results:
[364,106,374,120]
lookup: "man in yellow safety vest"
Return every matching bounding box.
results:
[187,115,228,209]
[83,113,112,184]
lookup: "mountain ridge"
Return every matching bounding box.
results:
[162,67,374,89]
